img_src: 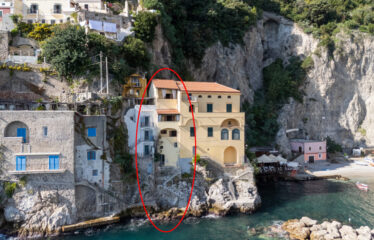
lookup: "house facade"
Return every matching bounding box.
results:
[124,105,157,158]
[17,0,75,24]
[122,73,148,98]
[124,79,245,171]
[290,139,327,163]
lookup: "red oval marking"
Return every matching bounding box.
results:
[135,68,197,233]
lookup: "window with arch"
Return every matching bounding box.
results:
[232,129,240,140]
[221,129,228,140]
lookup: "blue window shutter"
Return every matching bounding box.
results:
[17,128,26,143]
[22,157,26,170]
[87,151,90,160]
[17,156,26,171]
[87,128,96,137]
[55,156,59,169]
[49,156,52,170]
[93,151,96,160]
[16,157,20,171]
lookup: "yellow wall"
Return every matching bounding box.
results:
[122,74,148,98]
[155,88,245,167]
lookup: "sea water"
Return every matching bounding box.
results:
[61,180,374,240]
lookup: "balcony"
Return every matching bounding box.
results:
[140,122,154,128]
[137,136,155,143]
[8,162,67,175]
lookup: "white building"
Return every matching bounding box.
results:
[124,105,157,158]
[74,0,107,13]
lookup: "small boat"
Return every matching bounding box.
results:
[355,161,368,166]
[356,182,369,191]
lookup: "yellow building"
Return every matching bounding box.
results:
[122,74,148,98]
[149,79,245,169]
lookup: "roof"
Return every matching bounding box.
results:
[156,109,179,115]
[152,79,240,93]
[152,79,179,90]
[290,139,325,143]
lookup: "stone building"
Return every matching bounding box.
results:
[0,110,113,225]
[290,139,327,163]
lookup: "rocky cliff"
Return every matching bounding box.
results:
[151,11,374,152]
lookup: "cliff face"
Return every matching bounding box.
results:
[151,12,374,151]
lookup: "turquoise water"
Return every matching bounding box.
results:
[61,180,374,240]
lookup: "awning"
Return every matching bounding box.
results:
[157,109,179,115]
[103,22,117,33]
[257,155,277,164]
[89,20,103,31]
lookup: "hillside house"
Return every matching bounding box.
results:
[290,139,327,163]
[122,74,148,98]
[125,79,246,172]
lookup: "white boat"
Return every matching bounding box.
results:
[355,161,369,166]
[356,182,369,191]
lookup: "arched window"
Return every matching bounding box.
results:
[221,129,228,140]
[232,129,240,140]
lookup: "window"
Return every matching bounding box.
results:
[53,4,61,13]
[160,146,163,150]
[208,95,211,98]
[165,93,173,99]
[207,127,213,137]
[160,154,165,166]
[16,156,26,171]
[319,146,322,150]
[161,130,167,134]
[189,105,195,113]
[221,129,228,140]
[30,4,38,14]
[43,126,48,137]
[227,96,231,99]
[309,147,312,151]
[27,20,33,24]
[87,128,96,137]
[207,104,213,112]
[49,155,59,170]
[84,4,89,10]
[41,19,45,23]
[218,95,221,98]
[0,11,3,17]
[170,130,177,137]
[144,130,150,140]
[232,129,240,140]
[87,151,96,160]
[190,127,195,137]
[318,153,322,159]
[226,104,232,112]
[17,128,26,143]
[51,20,55,24]
[174,142,178,148]
[198,95,202,98]
[60,19,63,23]
[92,169,98,176]
[144,145,150,156]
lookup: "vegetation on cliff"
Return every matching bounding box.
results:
[243,57,312,147]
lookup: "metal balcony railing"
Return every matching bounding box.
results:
[140,122,154,128]
[137,136,155,143]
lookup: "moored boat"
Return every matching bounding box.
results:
[356,182,369,191]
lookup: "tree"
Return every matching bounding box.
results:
[123,36,150,69]
[42,25,89,79]
[27,23,53,41]
[133,11,159,43]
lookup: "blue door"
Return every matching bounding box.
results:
[49,155,60,170]
[17,128,26,143]
[16,156,26,171]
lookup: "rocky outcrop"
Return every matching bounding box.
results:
[279,217,374,240]
[4,184,75,238]
[154,163,261,218]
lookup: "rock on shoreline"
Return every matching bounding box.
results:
[281,217,374,240]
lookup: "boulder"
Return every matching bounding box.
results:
[300,216,317,227]
[356,226,371,240]
[340,225,358,240]
[4,206,24,222]
[282,219,310,240]
[47,206,72,233]
[310,229,328,240]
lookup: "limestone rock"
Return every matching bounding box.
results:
[300,216,317,227]
[4,206,24,222]
[340,225,358,240]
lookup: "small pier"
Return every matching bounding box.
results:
[62,216,120,232]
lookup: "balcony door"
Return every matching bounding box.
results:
[16,156,26,171]
[17,128,26,143]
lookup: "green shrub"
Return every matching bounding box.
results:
[123,36,150,69]
[326,136,342,153]
[4,182,17,198]
[301,56,314,70]
[133,11,159,43]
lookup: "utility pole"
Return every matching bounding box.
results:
[100,51,103,93]
[106,56,109,94]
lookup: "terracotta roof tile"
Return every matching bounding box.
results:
[151,79,239,93]
[156,109,179,115]
[152,79,179,89]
